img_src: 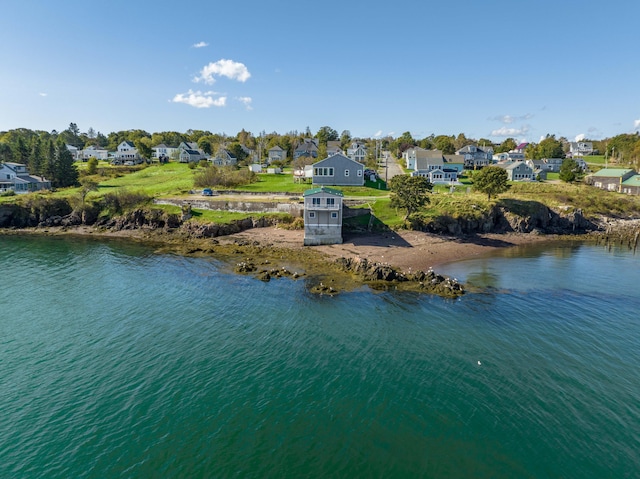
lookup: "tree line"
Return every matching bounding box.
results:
[3,122,640,187]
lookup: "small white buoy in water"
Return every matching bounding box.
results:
[478,361,482,365]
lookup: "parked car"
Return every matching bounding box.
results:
[202,188,214,196]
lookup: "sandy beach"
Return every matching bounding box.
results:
[220,227,557,272]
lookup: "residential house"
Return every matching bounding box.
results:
[403,147,432,170]
[65,144,80,161]
[327,141,343,157]
[0,162,51,194]
[294,139,318,159]
[497,161,535,181]
[543,158,564,172]
[575,158,589,171]
[569,141,594,157]
[507,150,526,161]
[180,148,206,163]
[443,154,466,173]
[152,144,179,162]
[413,167,460,185]
[312,154,364,186]
[621,175,640,195]
[586,168,636,192]
[303,186,343,245]
[456,144,493,169]
[78,145,109,161]
[240,145,258,163]
[212,148,237,166]
[493,152,509,162]
[346,142,367,163]
[268,146,287,164]
[116,141,140,163]
[526,159,548,180]
[178,142,208,163]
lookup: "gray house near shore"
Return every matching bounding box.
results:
[312,154,364,186]
[303,186,344,245]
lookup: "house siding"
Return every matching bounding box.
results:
[303,188,343,245]
[312,154,364,186]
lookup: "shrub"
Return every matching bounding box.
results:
[101,190,151,214]
[86,157,98,175]
[194,166,257,188]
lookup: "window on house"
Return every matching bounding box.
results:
[345,169,349,176]
[312,198,321,205]
[331,212,338,218]
[309,212,316,218]
[357,169,363,176]
[326,198,335,205]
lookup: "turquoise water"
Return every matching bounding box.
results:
[1,235,639,478]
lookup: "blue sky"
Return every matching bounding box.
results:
[1,0,639,144]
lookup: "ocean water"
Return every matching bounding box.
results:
[1,235,639,478]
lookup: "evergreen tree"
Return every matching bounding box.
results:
[559,158,581,183]
[29,136,44,175]
[52,139,79,187]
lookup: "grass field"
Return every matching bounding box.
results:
[5,160,640,228]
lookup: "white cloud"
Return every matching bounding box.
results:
[373,130,383,138]
[237,96,253,110]
[192,41,209,48]
[195,59,251,85]
[491,113,533,124]
[491,125,530,137]
[634,119,640,130]
[171,90,226,108]
[38,92,47,97]
[574,133,586,142]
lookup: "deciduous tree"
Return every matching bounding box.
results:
[389,175,433,220]
[473,166,509,200]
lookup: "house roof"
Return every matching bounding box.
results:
[592,168,635,178]
[303,186,344,197]
[500,161,531,171]
[313,153,362,168]
[622,175,640,187]
[269,145,284,151]
[443,154,465,164]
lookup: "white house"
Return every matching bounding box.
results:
[569,141,593,157]
[152,144,179,161]
[303,186,343,245]
[65,144,80,160]
[0,162,51,194]
[116,141,140,162]
[78,145,109,161]
[346,142,367,163]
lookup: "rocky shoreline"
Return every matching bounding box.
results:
[2,202,639,297]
